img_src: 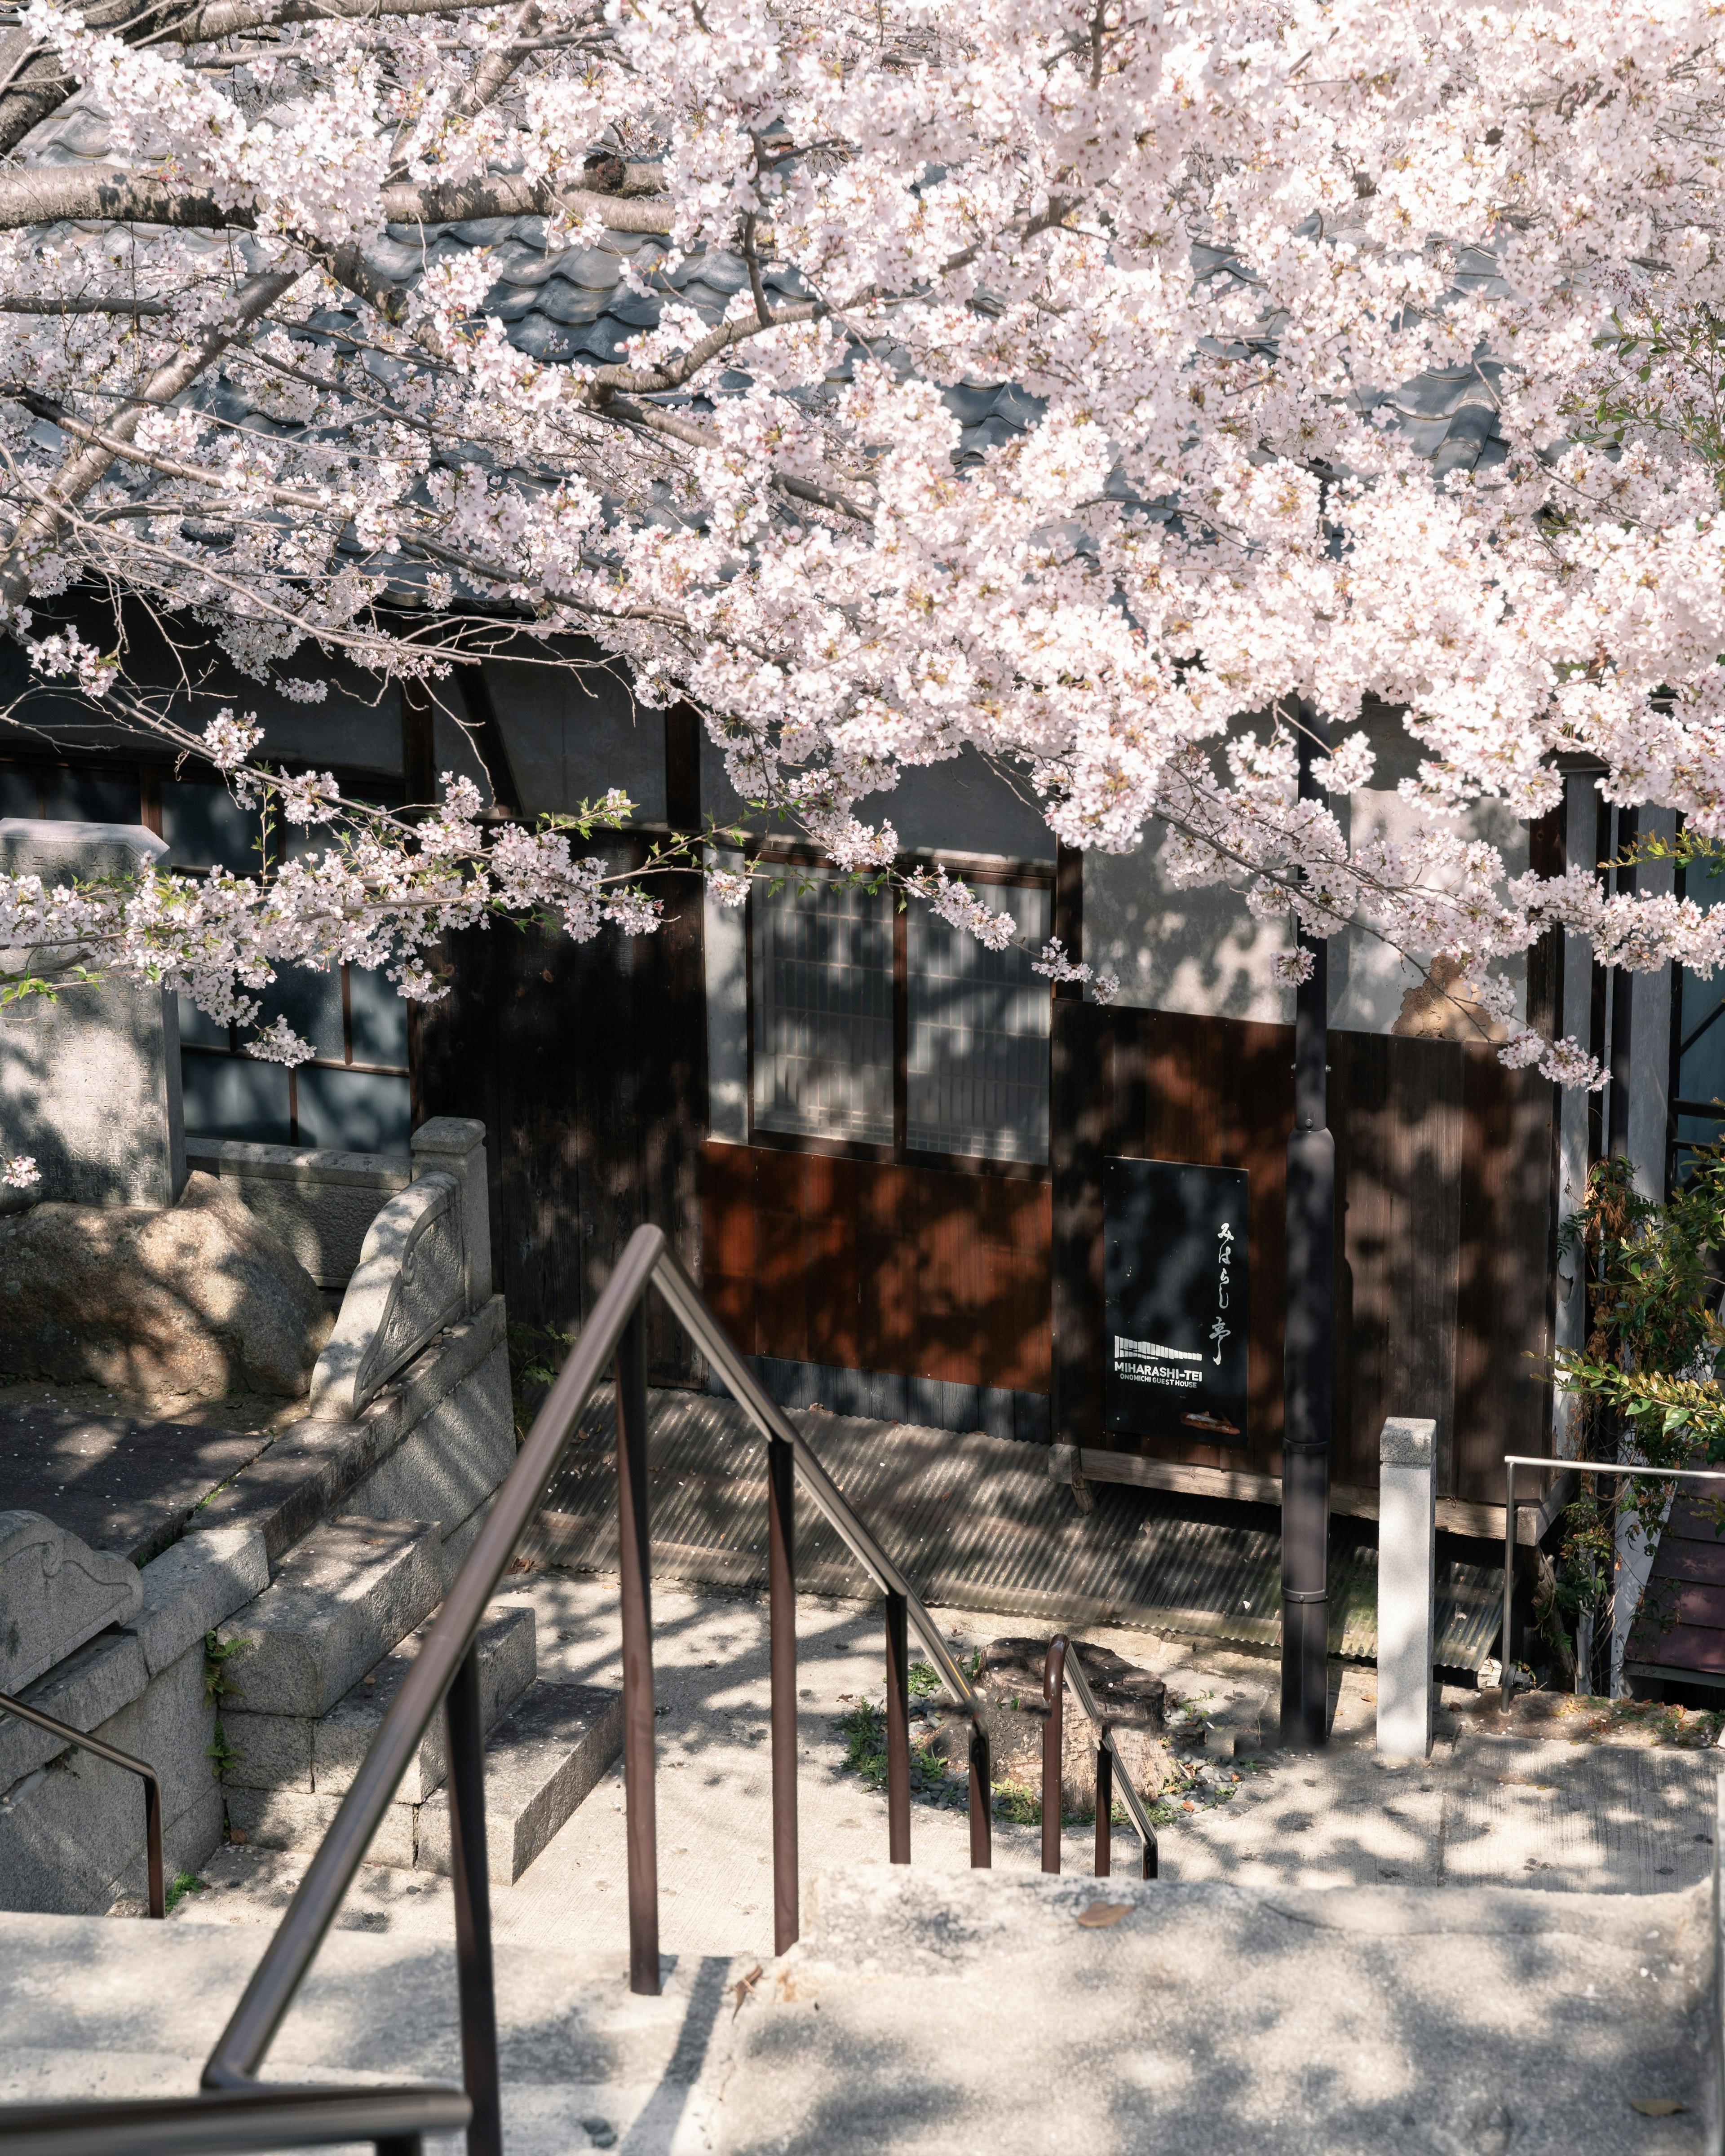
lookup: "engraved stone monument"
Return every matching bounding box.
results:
[0,1508,142,1694]
[0,819,186,1206]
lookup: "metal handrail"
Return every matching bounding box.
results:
[1499,1452,1725,1710]
[0,2083,470,2156]
[0,1689,165,1919]
[0,1222,1022,2154]
[1039,1636,1159,1882]
[193,1224,987,2150]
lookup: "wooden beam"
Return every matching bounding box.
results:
[1052,840,1084,999]
[1066,1446,1574,1546]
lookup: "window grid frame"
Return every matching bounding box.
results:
[0,749,414,1150]
[742,841,1055,1183]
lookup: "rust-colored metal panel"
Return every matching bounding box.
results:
[699,1141,757,1351]
[753,1146,815,1365]
[858,1162,916,1374]
[701,1144,1052,1397]
[979,1175,1053,1393]
[802,1152,861,1370]
[912,1169,992,1385]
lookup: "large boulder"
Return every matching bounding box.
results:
[0,1173,334,1399]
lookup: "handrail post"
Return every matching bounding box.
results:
[968,1716,992,1869]
[767,1431,799,1952]
[884,1590,911,1864]
[1042,1636,1067,1874]
[143,1772,165,1919]
[444,1645,502,2156]
[616,1303,661,1996]
[0,1688,165,1919]
[1094,1739,1112,1878]
[1501,1459,1516,1717]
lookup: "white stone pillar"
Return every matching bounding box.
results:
[410,1116,492,1313]
[0,819,185,1206]
[1377,1415,1438,1760]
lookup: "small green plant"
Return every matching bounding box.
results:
[204,1630,250,1784]
[991,1780,1041,1826]
[1550,1146,1725,1689]
[907,1659,940,1700]
[165,1870,208,1913]
[841,1698,887,1782]
[203,1630,250,1706]
[508,1320,579,1438]
[837,1698,968,1810]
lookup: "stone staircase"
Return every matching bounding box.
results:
[215,1515,621,1886]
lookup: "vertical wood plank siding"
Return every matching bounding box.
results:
[700,1144,1054,1395]
[419,838,707,1386]
[1051,1003,1556,1504]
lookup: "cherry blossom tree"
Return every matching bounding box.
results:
[4,0,1725,1128]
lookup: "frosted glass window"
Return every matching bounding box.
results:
[752,874,893,1143]
[907,882,1050,1163]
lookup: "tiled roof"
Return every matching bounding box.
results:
[15,93,1521,577]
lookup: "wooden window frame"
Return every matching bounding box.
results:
[742,839,1056,1183]
[0,747,413,1149]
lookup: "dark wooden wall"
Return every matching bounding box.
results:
[1052,1003,1556,1505]
[419,844,706,1385]
[702,1145,1052,1394]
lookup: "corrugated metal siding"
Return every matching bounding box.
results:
[529,1389,1500,1670]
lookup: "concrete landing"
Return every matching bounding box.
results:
[717,1865,1713,2156]
[159,1579,1725,1967]
[1167,1723,1724,1895]
[528,1387,1500,1667]
[0,1911,742,2156]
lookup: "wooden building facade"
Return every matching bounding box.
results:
[1,635,1621,1537]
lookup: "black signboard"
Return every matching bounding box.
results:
[1104,1156,1249,1444]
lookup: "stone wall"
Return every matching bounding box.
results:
[0,1525,269,1915]
[0,1107,520,1916]
[184,1137,411,1289]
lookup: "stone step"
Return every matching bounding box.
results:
[217,1515,444,1719]
[714,1864,1714,2155]
[0,1909,744,2156]
[226,1672,621,1884]
[223,1603,541,1864]
[418,1680,624,1886]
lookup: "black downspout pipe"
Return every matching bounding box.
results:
[1280,704,1335,1749]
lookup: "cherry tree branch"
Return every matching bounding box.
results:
[0,263,298,614]
[0,163,672,235]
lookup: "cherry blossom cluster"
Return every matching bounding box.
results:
[0,753,665,1079]
[6,0,1725,1078]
